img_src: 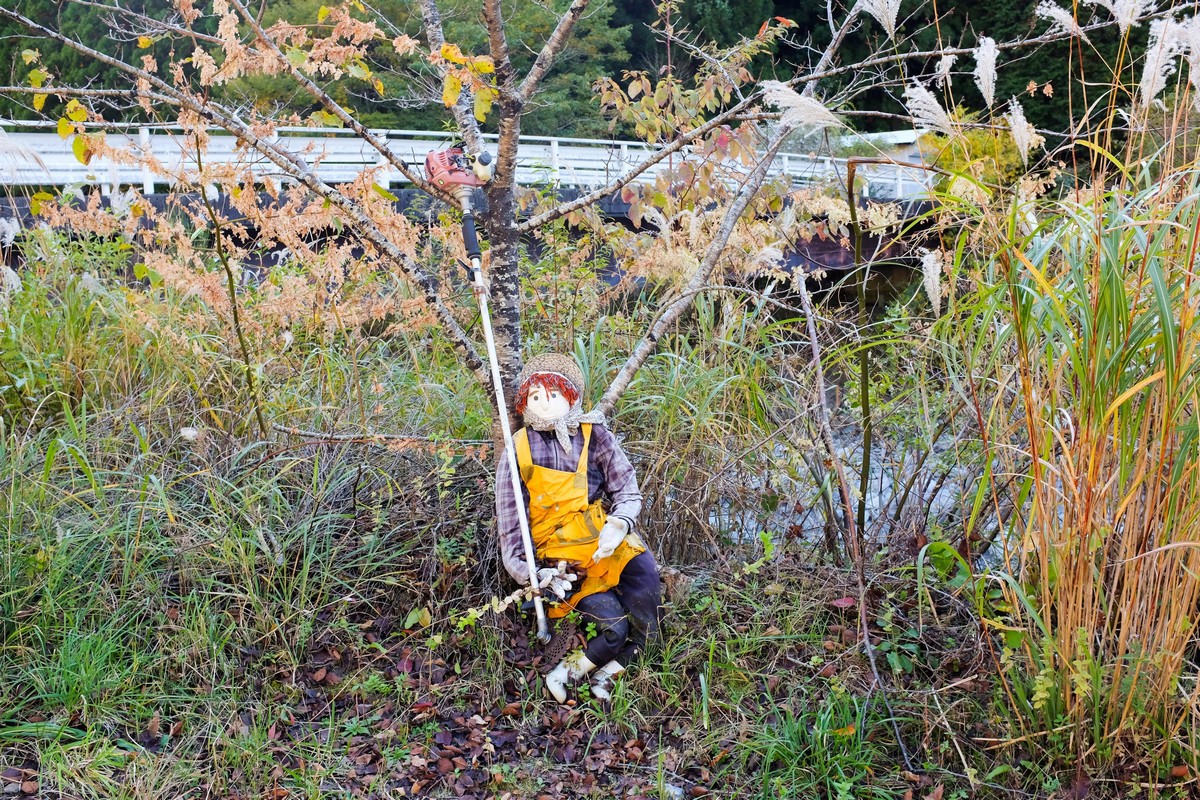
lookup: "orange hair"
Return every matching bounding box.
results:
[514,372,580,414]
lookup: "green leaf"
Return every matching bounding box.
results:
[20,49,39,65]
[285,47,306,68]
[28,68,46,88]
[308,109,343,128]
[347,63,370,81]
[405,606,432,629]
[373,183,398,202]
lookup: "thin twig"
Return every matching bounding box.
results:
[273,423,491,447]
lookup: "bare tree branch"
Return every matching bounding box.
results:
[596,123,796,416]
[0,85,177,105]
[68,0,228,47]
[224,0,453,203]
[802,2,861,98]
[0,4,491,389]
[517,0,590,105]
[517,94,756,233]
[792,14,1159,92]
[481,0,520,197]
[480,0,515,95]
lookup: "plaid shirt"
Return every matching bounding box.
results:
[495,424,642,583]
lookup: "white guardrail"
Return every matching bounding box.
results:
[0,123,933,201]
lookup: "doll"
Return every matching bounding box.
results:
[495,353,661,701]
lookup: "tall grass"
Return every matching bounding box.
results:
[951,164,1200,768]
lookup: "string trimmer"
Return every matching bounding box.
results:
[424,144,553,645]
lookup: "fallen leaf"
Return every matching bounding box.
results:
[830,596,856,609]
[1171,765,1189,778]
[926,785,944,800]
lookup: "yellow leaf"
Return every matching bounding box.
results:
[442,72,462,107]
[66,99,87,122]
[57,117,71,138]
[33,93,47,112]
[72,135,93,166]
[28,69,46,89]
[30,191,53,215]
[417,607,431,628]
[830,724,856,737]
[137,36,153,48]
[372,77,385,96]
[470,55,495,74]
[130,203,144,218]
[473,85,496,122]
[21,49,39,65]
[440,42,467,64]
[317,5,331,22]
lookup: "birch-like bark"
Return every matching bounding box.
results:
[479,0,526,410]
[416,0,484,154]
[481,0,515,87]
[595,125,796,416]
[0,6,492,390]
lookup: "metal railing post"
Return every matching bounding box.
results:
[376,131,392,188]
[139,127,155,194]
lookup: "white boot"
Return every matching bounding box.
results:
[590,659,625,701]
[545,650,597,703]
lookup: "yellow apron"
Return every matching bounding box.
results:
[514,423,646,619]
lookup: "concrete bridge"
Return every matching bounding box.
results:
[0,123,932,202]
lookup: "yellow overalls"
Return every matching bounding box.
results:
[514,423,646,619]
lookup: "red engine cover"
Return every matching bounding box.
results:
[424,149,484,188]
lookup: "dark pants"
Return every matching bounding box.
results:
[574,551,661,666]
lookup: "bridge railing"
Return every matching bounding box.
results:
[0,122,933,201]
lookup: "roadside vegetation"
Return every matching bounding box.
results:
[4,0,1200,798]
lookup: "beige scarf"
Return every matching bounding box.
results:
[522,400,607,454]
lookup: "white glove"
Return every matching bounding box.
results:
[536,562,577,599]
[591,516,629,564]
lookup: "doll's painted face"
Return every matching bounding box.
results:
[525,383,571,420]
